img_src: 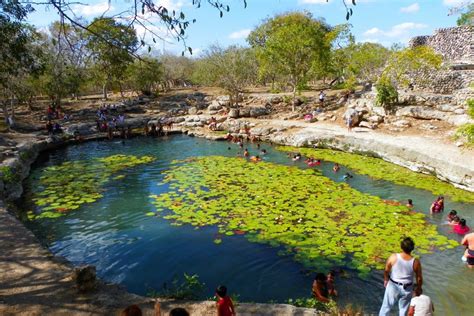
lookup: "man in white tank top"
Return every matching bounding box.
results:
[379,237,423,316]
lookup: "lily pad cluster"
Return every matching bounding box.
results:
[277,146,474,203]
[30,154,155,219]
[150,156,457,274]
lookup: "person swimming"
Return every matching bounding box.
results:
[244,149,249,157]
[447,210,457,223]
[292,153,302,161]
[250,155,261,162]
[406,199,414,208]
[261,149,267,155]
[342,173,353,180]
[333,163,340,172]
[454,219,470,235]
[430,196,444,214]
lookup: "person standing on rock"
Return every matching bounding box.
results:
[379,237,423,316]
[319,90,326,106]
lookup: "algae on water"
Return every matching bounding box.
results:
[277,146,474,203]
[30,154,155,219]
[150,156,458,274]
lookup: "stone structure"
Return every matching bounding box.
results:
[408,26,474,95]
[409,26,474,64]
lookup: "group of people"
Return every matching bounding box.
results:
[426,196,471,235]
[45,103,71,135]
[121,285,235,316]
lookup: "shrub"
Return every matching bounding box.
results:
[149,273,205,300]
[375,81,398,110]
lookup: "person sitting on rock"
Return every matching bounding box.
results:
[52,122,63,134]
[46,120,53,134]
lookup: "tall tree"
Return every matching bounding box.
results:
[126,57,164,95]
[0,2,43,122]
[86,18,138,99]
[192,45,257,107]
[248,12,331,111]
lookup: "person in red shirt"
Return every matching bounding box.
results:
[216,285,235,316]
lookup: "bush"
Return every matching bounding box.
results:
[455,123,474,146]
[375,81,398,109]
[467,99,474,118]
[148,273,205,300]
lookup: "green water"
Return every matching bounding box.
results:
[19,135,473,314]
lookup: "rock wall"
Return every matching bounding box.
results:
[409,26,474,64]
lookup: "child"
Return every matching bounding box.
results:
[327,271,337,297]
[216,285,235,316]
[244,149,249,157]
[447,210,457,222]
[333,163,340,172]
[406,199,414,208]
[454,219,470,235]
[408,287,434,316]
[312,273,330,303]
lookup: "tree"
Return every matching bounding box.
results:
[0,2,43,122]
[35,22,90,105]
[86,18,138,99]
[375,46,442,111]
[126,57,164,95]
[457,3,474,25]
[248,12,332,111]
[192,45,257,107]
[160,54,195,90]
[380,46,442,89]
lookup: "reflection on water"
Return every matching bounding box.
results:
[19,135,473,314]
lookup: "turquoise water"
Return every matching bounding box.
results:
[19,135,473,314]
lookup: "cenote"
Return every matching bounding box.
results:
[18,135,473,314]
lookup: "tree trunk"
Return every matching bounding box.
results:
[2,102,8,124]
[119,82,124,98]
[102,82,108,100]
[292,85,297,112]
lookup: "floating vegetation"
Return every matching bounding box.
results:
[30,154,155,219]
[277,146,474,203]
[150,156,457,274]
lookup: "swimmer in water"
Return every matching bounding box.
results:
[333,163,340,172]
[244,149,249,157]
[342,173,353,180]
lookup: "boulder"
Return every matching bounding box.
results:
[367,115,384,124]
[396,106,446,121]
[392,120,412,128]
[73,265,96,292]
[454,108,465,115]
[343,108,360,126]
[208,101,222,111]
[239,108,251,117]
[188,107,198,115]
[249,107,268,118]
[359,121,377,129]
[229,109,239,119]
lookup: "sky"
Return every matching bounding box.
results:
[26,0,471,56]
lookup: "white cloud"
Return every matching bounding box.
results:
[400,3,420,13]
[73,2,114,17]
[229,29,251,40]
[363,22,427,38]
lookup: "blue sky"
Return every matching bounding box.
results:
[26,0,470,56]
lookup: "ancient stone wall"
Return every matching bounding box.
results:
[409,26,474,64]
